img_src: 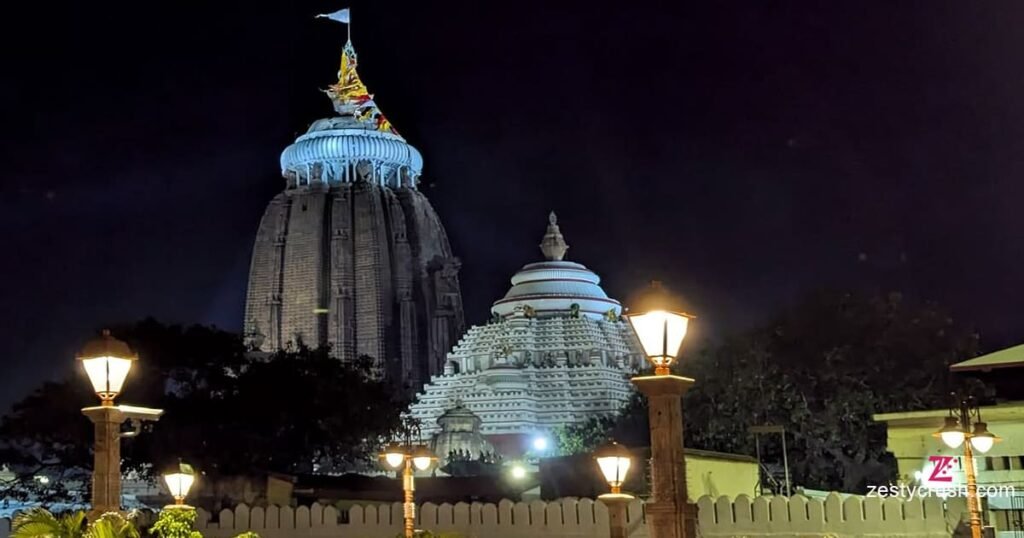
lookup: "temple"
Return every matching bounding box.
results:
[409,213,644,454]
[243,36,465,389]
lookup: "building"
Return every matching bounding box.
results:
[243,36,465,389]
[874,345,1024,537]
[540,448,759,501]
[429,402,500,472]
[409,213,644,454]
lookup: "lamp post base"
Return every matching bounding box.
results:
[599,493,635,538]
[632,374,694,538]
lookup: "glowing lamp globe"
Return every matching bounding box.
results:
[594,441,633,494]
[76,329,138,405]
[625,282,694,375]
[382,443,406,470]
[411,445,436,471]
[969,422,998,454]
[163,462,196,506]
[934,416,966,449]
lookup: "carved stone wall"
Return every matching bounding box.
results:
[244,182,465,392]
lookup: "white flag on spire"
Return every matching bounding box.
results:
[316,8,350,24]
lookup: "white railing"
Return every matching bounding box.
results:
[1,493,968,538]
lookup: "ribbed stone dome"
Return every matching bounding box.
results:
[491,213,622,320]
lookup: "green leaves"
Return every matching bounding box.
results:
[149,509,201,538]
[85,513,140,538]
[9,507,252,538]
[11,508,85,538]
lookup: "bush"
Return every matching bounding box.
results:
[149,509,201,538]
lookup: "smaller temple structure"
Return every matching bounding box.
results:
[430,402,501,474]
[409,213,644,455]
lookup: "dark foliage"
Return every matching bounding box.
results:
[0,319,406,501]
[556,290,986,493]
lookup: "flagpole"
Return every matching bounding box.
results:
[347,13,351,44]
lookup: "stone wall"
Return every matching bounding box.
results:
[0,494,965,538]
[697,493,963,537]
[194,498,646,538]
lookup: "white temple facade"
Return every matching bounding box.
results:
[408,213,644,449]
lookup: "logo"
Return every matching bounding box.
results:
[927,456,957,482]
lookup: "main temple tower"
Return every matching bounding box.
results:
[244,34,465,389]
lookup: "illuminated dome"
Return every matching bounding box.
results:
[279,41,423,188]
[491,212,622,320]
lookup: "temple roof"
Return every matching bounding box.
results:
[280,39,423,188]
[491,213,621,320]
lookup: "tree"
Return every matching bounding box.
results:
[0,319,407,501]
[685,291,981,492]
[557,290,982,493]
[553,392,649,456]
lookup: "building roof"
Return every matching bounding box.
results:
[950,343,1024,372]
[873,401,1024,426]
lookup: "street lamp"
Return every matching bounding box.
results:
[411,445,436,472]
[163,462,197,507]
[595,441,634,538]
[76,329,163,520]
[626,281,695,538]
[933,395,1001,538]
[380,421,437,538]
[624,281,694,376]
[77,330,138,406]
[595,441,633,494]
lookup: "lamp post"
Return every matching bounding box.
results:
[380,421,437,538]
[933,394,1000,538]
[595,441,635,538]
[163,462,197,508]
[625,281,695,538]
[77,329,163,520]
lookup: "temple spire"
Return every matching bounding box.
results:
[540,211,569,261]
[318,8,397,135]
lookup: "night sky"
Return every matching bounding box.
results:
[3,1,1024,410]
